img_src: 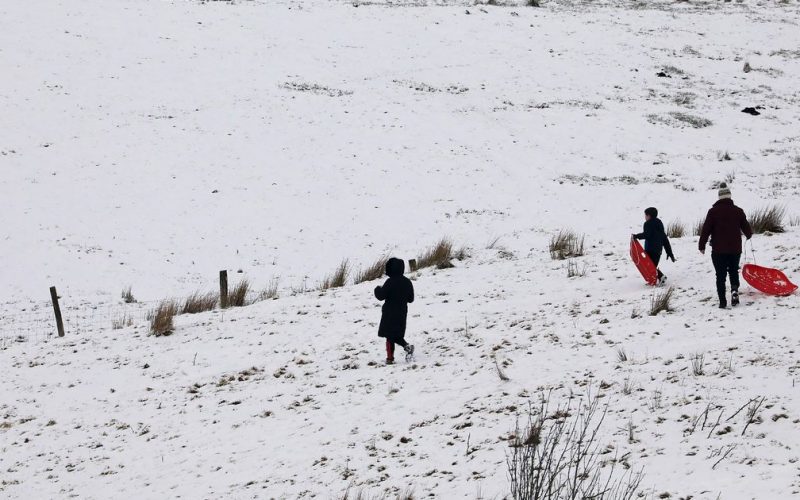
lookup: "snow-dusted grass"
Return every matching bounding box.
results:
[1,0,800,498]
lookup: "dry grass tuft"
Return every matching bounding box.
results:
[320,260,351,290]
[549,230,585,260]
[121,286,136,304]
[112,313,133,330]
[417,238,454,269]
[181,291,219,314]
[149,300,178,336]
[666,220,686,239]
[256,278,279,301]
[749,205,786,234]
[353,256,389,284]
[693,219,705,237]
[227,280,250,307]
[649,287,674,316]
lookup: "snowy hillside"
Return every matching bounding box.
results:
[1,0,800,498]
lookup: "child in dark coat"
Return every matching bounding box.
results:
[374,258,415,364]
[633,207,675,285]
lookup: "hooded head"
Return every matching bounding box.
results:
[385,258,405,277]
[718,182,732,200]
[644,207,658,220]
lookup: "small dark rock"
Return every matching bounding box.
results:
[656,71,670,78]
[742,107,760,116]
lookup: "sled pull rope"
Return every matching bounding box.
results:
[745,239,756,264]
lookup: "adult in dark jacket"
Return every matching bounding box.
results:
[698,182,753,308]
[374,258,415,364]
[633,207,675,284]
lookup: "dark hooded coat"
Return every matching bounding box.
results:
[634,217,674,259]
[699,199,753,255]
[374,258,414,340]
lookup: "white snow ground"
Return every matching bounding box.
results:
[1,0,800,498]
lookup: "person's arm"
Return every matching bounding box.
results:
[664,236,675,260]
[699,211,713,254]
[374,280,390,301]
[741,210,753,240]
[633,221,650,240]
[407,280,415,304]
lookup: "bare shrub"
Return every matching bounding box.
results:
[749,205,786,234]
[693,218,705,237]
[227,280,250,307]
[670,112,712,128]
[354,256,389,284]
[121,286,136,304]
[566,259,586,278]
[149,300,178,336]
[112,314,133,330]
[526,0,541,6]
[181,291,218,314]
[788,215,800,227]
[691,353,705,376]
[256,278,279,301]
[507,390,644,500]
[417,238,454,269]
[616,347,628,363]
[649,287,674,316]
[320,260,350,290]
[666,220,686,238]
[549,230,585,260]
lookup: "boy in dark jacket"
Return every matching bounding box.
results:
[374,258,415,364]
[633,207,675,285]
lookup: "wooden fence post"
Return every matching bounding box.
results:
[49,286,65,337]
[220,270,228,309]
[409,259,418,272]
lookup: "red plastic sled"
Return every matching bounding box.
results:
[630,238,658,286]
[742,263,798,296]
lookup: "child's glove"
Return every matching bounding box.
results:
[669,255,676,262]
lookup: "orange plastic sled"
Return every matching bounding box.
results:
[742,263,798,296]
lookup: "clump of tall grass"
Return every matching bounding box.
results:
[666,220,686,238]
[549,230,585,260]
[227,279,250,307]
[417,238,455,269]
[149,300,178,336]
[353,256,389,284]
[749,205,786,234]
[320,260,350,290]
[649,287,674,316]
[181,291,219,314]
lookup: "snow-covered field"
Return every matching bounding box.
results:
[1,0,800,498]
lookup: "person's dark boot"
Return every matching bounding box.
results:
[731,290,740,307]
[719,300,727,309]
[404,344,415,361]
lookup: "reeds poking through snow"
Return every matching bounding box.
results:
[749,205,786,234]
[112,313,133,330]
[121,286,136,304]
[691,353,705,376]
[353,256,389,284]
[666,220,686,238]
[149,300,178,336]
[256,278,279,301]
[227,279,250,307]
[649,287,674,316]
[549,230,585,260]
[693,218,705,237]
[507,390,644,500]
[339,485,415,500]
[320,260,351,290]
[181,291,219,314]
[417,238,454,269]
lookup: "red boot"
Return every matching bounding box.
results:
[385,340,395,364]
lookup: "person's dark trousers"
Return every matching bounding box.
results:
[711,253,741,303]
[646,250,664,279]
